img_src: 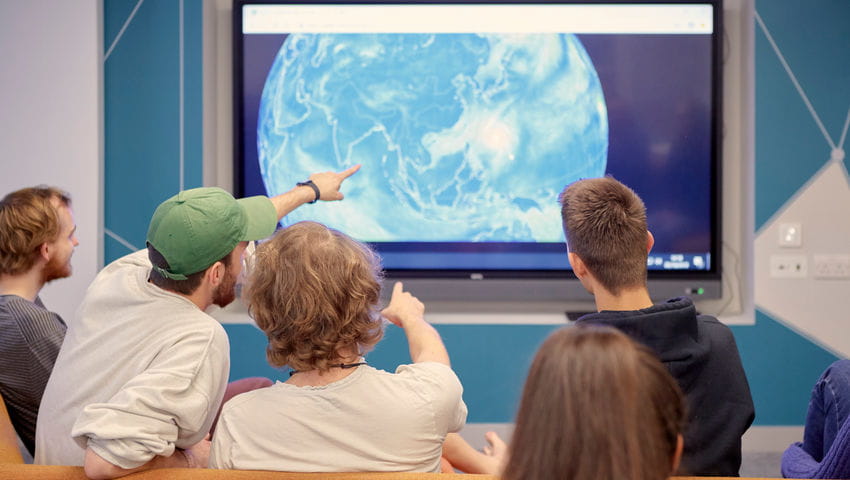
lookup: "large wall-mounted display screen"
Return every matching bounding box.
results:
[234,1,722,301]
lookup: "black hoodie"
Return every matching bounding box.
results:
[577,296,755,476]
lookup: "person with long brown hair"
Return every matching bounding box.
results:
[209,221,467,472]
[502,325,686,480]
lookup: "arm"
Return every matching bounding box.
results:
[442,432,505,475]
[84,446,185,479]
[84,437,209,479]
[72,328,227,477]
[269,164,361,220]
[381,282,449,365]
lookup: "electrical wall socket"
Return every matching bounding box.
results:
[769,255,807,278]
[813,254,850,279]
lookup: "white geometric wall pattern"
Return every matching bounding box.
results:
[755,159,850,358]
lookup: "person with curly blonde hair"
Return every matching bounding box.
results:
[210,221,467,472]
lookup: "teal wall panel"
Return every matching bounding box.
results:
[104,233,133,267]
[104,0,138,44]
[754,39,829,231]
[104,0,204,260]
[754,0,850,230]
[732,312,839,425]
[225,324,290,383]
[226,315,840,425]
[755,0,850,130]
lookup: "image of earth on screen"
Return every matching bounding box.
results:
[240,32,714,272]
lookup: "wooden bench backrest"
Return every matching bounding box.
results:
[0,392,24,464]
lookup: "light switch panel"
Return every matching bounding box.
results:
[778,222,802,247]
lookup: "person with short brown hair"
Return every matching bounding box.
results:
[502,325,686,480]
[209,221,467,472]
[560,176,754,476]
[0,186,77,457]
[445,176,754,477]
[559,176,649,295]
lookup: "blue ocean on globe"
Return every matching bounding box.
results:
[258,33,608,242]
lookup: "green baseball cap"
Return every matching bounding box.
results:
[146,187,277,280]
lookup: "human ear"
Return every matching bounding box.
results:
[647,230,655,254]
[206,261,226,287]
[568,252,588,279]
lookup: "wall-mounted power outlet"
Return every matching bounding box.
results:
[813,255,850,279]
[769,254,807,278]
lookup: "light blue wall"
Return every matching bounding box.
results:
[102,0,847,427]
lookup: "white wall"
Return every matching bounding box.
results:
[0,0,103,322]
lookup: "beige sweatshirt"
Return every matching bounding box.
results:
[35,250,230,468]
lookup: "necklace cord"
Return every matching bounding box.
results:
[289,361,367,377]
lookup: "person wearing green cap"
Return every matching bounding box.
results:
[34,166,359,477]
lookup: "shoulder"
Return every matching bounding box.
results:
[394,362,463,391]
[120,249,152,267]
[396,361,458,377]
[189,315,229,355]
[181,311,230,348]
[0,295,64,334]
[696,314,737,343]
[104,249,151,270]
[218,383,276,421]
[0,295,42,316]
[95,250,151,281]
[693,314,749,384]
[84,250,152,297]
[394,363,467,431]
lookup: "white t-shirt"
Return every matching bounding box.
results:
[210,362,467,472]
[35,250,230,468]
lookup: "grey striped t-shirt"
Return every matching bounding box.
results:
[0,295,66,456]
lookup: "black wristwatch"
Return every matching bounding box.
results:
[296,180,320,204]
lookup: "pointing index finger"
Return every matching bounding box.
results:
[338,164,362,180]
